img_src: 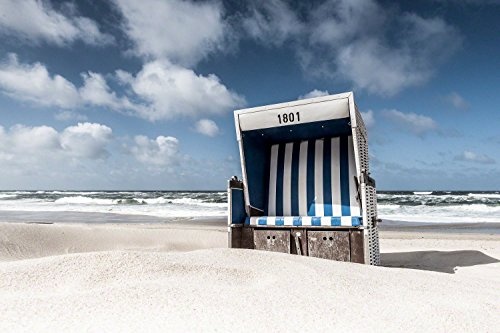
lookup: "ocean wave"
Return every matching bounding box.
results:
[55,196,116,205]
[169,198,213,205]
[413,191,433,195]
[0,194,17,199]
[55,196,157,206]
[468,193,500,199]
[55,191,103,195]
[141,197,170,204]
[116,198,147,205]
[0,199,226,218]
[378,203,500,223]
[378,192,499,206]
[45,195,228,207]
[8,191,32,195]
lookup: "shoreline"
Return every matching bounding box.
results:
[0,209,499,236]
[378,220,500,235]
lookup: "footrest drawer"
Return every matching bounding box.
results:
[307,231,350,261]
[254,230,290,253]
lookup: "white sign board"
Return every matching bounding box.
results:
[238,98,349,131]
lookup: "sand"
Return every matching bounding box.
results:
[0,221,499,332]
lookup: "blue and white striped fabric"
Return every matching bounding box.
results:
[247,135,361,227]
[246,216,362,227]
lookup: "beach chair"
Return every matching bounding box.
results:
[228,92,380,265]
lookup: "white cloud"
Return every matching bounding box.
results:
[122,60,245,121]
[242,0,303,46]
[455,151,495,164]
[130,135,179,166]
[314,7,461,96]
[383,109,438,135]
[444,91,468,109]
[0,55,138,111]
[60,123,113,159]
[308,0,385,46]
[0,54,81,108]
[0,0,113,46]
[0,122,112,162]
[54,111,88,122]
[0,124,61,174]
[335,38,430,96]
[298,89,329,100]
[9,124,61,151]
[194,119,220,137]
[79,72,138,112]
[80,72,120,108]
[113,0,227,65]
[361,110,375,128]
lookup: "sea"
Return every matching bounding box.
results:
[0,190,499,224]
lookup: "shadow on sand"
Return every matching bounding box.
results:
[381,250,499,274]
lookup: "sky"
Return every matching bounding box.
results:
[0,0,498,191]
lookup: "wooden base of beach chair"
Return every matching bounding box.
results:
[229,226,366,264]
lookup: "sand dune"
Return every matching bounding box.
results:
[0,222,499,332]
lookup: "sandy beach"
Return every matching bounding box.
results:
[0,220,498,332]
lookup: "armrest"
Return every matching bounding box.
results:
[229,176,244,189]
[360,170,376,187]
[228,177,246,225]
[248,205,264,217]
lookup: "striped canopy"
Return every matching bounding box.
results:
[246,135,362,227]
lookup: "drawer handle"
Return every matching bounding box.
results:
[295,232,302,256]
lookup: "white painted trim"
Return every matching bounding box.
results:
[234,92,353,115]
[283,143,293,215]
[348,93,362,178]
[314,139,324,216]
[235,112,250,214]
[298,141,308,216]
[331,137,341,216]
[268,144,279,216]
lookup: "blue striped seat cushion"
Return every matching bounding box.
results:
[250,135,361,227]
[245,216,362,227]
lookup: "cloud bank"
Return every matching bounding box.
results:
[244,0,462,96]
[0,55,244,121]
[0,122,112,163]
[383,109,438,136]
[455,151,495,164]
[0,0,113,46]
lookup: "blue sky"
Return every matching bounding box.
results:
[0,0,498,190]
